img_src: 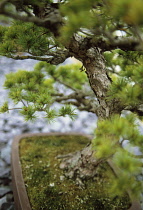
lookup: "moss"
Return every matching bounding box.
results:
[19,135,130,210]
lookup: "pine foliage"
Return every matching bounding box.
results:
[0,62,87,122]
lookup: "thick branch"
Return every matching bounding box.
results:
[94,37,141,52]
[70,34,141,53]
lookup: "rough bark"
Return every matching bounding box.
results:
[68,35,123,119]
[58,144,103,187]
[33,3,62,36]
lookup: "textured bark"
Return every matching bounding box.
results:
[68,35,123,119]
[83,47,112,118]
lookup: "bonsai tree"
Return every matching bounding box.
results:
[0,0,143,199]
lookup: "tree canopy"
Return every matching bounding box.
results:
[0,0,143,200]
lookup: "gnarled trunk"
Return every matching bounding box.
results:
[59,37,123,184]
[68,35,123,119]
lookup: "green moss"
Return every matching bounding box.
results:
[19,135,130,210]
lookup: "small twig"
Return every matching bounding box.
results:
[21,99,27,107]
[53,76,77,91]
[8,108,22,110]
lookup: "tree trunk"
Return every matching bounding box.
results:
[59,36,123,184]
[83,47,112,119]
[68,35,123,119]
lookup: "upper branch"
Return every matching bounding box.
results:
[0,1,62,36]
[94,37,141,52]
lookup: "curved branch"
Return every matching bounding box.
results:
[7,49,69,65]
[7,54,53,61]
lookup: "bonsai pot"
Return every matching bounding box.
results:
[11,133,142,210]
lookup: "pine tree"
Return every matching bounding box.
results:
[0,0,143,200]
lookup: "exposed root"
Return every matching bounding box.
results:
[58,144,103,187]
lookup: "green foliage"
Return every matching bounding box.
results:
[20,106,37,121]
[0,101,9,113]
[92,113,143,198]
[110,150,142,198]
[0,62,82,121]
[52,64,88,90]
[0,21,51,56]
[0,26,7,43]
[20,135,130,210]
[45,109,57,123]
[59,105,76,120]
[108,50,143,108]
[35,61,88,90]
[93,113,143,157]
[60,0,97,42]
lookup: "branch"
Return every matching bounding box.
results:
[74,31,141,52]
[62,101,96,113]
[92,37,141,52]
[8,54,53,61]
[52,76,77,91]
[0,2,62,36]
[55,91,98,114]
[126,104,143,117]
[7,50,69,65]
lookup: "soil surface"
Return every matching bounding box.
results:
[20,135,130,210]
